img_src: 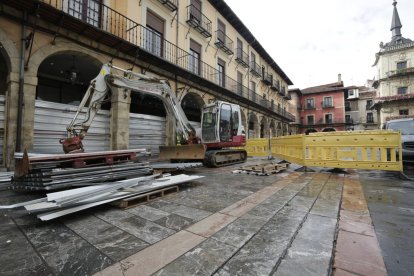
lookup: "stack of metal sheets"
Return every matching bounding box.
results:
[1,174,203,221]
[11,162,153,191]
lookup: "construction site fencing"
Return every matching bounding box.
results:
[242,131,403,172]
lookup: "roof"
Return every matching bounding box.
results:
[300,81,354,95]
[208,0,293,85]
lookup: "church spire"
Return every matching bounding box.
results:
[390,0,402,40]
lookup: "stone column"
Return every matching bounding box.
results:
[21,76,38,152]
[165,113,176,146]
[110,87,131,150]
[4,72,19,168]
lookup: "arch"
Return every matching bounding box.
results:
[282,123,288,136]
[181,91,205,122]
[269,120,276,137]
[276,121,282,137]
[0,28,19,74]
[248,112,259,138]
[305,128,318,135]
[259,116,268,138]
[322,127,336,132]
[36,52,104,106]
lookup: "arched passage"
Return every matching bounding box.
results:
[181,92,204,124]
[276,122,282,137]
[322,127,336,132]
[260,116,268,138]
[241,110,247,135]
[34,51,108,153]
[248,112,259,138]
[269,120,276,137]
[0,46,11,166]
[282,123,288,136]
[305,128,318,135]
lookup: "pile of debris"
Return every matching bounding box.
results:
[0,149,204,221]
[233,162,289,176]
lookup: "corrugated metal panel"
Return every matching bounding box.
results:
[129,113,166,155]
[33,100,110,154]
[0,95,4,164]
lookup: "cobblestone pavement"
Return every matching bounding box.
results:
[0,160,409,275]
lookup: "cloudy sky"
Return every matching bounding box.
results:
[224,0,414,89]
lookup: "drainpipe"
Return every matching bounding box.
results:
[175,3,179,90]
[16,11,27,152]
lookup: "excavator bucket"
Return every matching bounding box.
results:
[158,144,207,161]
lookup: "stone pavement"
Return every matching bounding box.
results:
[0,161,389,275]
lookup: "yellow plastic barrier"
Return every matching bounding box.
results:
[241,130,403,172]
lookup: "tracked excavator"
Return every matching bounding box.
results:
[59,64,247,167]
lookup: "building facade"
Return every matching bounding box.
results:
[0,0,295,168]
[373,1,414,127]
[294,80,348,134]
[345,83,379,131]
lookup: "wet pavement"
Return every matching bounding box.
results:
[359,170,414,276]
[0,159,413,275]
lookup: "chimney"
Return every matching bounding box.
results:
[338,73,342,82]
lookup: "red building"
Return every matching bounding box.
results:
[292,80,352,134]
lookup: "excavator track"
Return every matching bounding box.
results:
[204,149,247,168]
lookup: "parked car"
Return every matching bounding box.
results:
[384,118,414,163]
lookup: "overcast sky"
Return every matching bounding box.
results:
[224,0,414,89]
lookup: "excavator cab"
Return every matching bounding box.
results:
[201,101,245,147]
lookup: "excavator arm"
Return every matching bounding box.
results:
[60,64,202,155]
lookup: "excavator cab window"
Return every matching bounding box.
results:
[220,104,232,142]
[202,107,218,142]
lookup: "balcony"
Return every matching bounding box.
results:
[282,87,291,100]
[271,80,280,91]
[157,0,178,11]
[386,66,414,79]
[262,73,272,86]
[215,30,233,55]
[304,104,316,110]
[250,61,261,77]
[186,4,212,38]
[2,0,296,122]
[235,48,249,68]
[278,86,285,97]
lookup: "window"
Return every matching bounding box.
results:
[237,71,243,95]
[68,0,101,27]
[345,114,352,123]
[325,114,333,124]
[398,87,408,94]
[262,66,266,80]
[146,10,164,57]
[367,112,374,123]
[348,90,354,97]
[217,19,226,43]
[190,0,202,23]
[237,38,243,59]
[306,98,315,109]
[366,100,373,109]
[307,115,314,125]
[218,58,225,87]
[251,52,256,69]
[397,61,407,70]
[250,81,256,102]
[399,109,409,116]
[189,39,201,75]
[345,101,351,111]
[323,97,333,107]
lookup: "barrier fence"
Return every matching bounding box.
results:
[242,131,403,172]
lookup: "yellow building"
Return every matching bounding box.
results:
[0,0,294,168]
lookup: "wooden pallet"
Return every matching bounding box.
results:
[233,162,289,176]
[111,185,179,209]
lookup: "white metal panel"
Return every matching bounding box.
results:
[129,113,166,155]
[0,95,4,164]
[33,100,110,154]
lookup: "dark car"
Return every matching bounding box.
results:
[384,118,414,163]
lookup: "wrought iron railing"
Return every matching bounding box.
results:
[186,4,212,37]
[32,0,294,121]
[250,61,261,77]
[157,0,178,11]
[262,73,272,86]
[215,29,233,55]
[386,66,414,78]
[235,47,249,68]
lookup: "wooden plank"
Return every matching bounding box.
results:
[112,186,179,209]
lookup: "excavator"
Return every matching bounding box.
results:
[59,64,247,167]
